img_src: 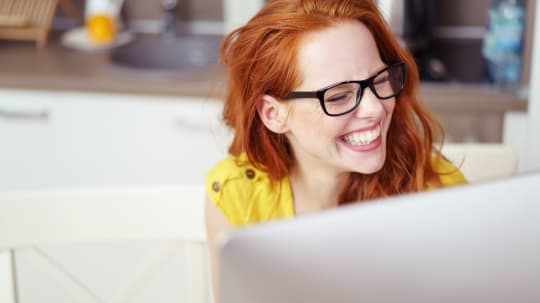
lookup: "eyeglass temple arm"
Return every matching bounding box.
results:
[283,91,318,99]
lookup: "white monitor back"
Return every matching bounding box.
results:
[219,172,540,303]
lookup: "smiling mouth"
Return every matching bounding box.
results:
[342,125,381,146]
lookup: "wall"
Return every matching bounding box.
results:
[122,0,223,22]
[119,0,224,34]
[64,0,223,21]
[523,0,540,171]
[55,0,224,34]
[504,0,540,172]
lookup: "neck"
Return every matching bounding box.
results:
[289,163,349,215]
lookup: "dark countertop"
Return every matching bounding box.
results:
[0,32,227,98]
[0,31,528,114]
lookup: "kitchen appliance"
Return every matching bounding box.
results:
[377,0,450,81]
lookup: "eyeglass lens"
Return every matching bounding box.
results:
[322,64,403,115]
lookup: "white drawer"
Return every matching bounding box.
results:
[0,89,231,190]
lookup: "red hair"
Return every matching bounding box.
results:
[220,0,445,203]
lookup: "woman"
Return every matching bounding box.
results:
[205,0,466,299]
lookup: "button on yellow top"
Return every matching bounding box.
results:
[205,153,294,227]
[245,169,256,179]
[211,181,220,192]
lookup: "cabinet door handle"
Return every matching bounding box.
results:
[0,108,50,121]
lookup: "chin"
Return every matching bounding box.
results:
[350,154,387,175]
[357,163,385,175]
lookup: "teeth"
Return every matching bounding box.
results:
[343,125,381,146]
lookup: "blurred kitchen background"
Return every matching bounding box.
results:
[1,0,539,302]
[0,0,536,145]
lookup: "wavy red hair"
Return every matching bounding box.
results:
[220,0,446,203]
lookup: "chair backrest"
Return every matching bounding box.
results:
[441,143,518,183]
[0,185,210,303]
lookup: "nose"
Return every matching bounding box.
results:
[352,86,385,118]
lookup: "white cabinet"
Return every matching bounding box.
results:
[0,89,231,191]
[0,89,230,302]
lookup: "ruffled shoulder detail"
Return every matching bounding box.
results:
[205,153,293,226]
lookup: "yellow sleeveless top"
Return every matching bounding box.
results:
[205,153,467,227]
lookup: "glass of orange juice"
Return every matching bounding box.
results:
[85,0,124,45]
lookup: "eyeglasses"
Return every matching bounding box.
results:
[283,62,406,117]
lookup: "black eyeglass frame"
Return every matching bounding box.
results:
[282,62,406,117]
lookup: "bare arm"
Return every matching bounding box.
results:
[204,193,233,303]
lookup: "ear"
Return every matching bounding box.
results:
[256,94,289,134]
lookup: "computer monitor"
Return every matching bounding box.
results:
[219,172,540,303]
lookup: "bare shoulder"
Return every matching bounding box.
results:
[204,193,233,240]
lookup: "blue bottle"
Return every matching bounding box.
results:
[482,0,525,91]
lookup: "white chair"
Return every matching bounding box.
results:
[0,185,210,303]
[441,143,519,183]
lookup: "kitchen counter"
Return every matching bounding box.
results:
[0,32,227,98]
[0,31,528,114]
